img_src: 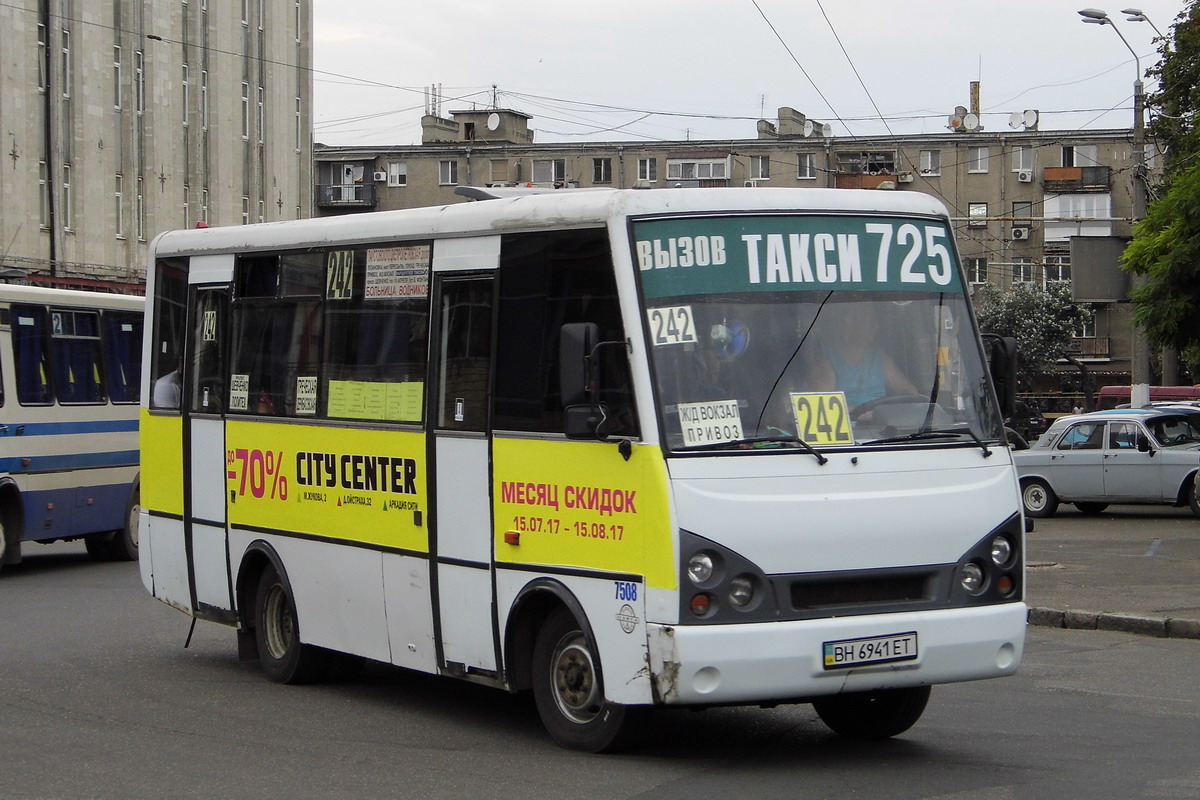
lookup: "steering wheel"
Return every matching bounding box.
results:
[849,393,931,421]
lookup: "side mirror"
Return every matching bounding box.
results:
[1137,434,1153,454]
[560,322,600,438]
[981,334,1018,418]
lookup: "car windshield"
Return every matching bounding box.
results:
[633,213,1004,452]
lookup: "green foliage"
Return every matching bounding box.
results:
[973,282,1093,380]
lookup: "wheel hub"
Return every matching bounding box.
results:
[553,638,601,723]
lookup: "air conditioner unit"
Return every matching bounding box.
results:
[744,180,760,188]
[1012,226,1032,240]
[373,171,387,182]
[897,172,914,183]
[1017,169,1033,183]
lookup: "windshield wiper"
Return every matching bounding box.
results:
[865,427,993,457]
[683,432,829,465]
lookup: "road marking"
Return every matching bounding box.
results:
[1143,538,1163,557]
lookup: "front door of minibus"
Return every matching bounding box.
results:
[429,272,498,674]
[184,274,235,622]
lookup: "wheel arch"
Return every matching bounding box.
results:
[503,578,594,693]
[234,540,289,632]
[0,477,24,565]
[1174,469,1198,506]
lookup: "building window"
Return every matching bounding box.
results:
[182,64,189,126]
[835,151,896,174]
[201,70,209,130]
[1044,255,1071,283]
[666,158,729,181]
[638,158,657,182]
[533,158,566,184]
[439,160,459,185]
[257,86,265,143]
[1012,256,1035,284]
[1062,144,1099,167]
[137,177,145,240]
[258,199,265,224]
[39,161,49,227]
[294,96,301,151]
[115,174,124,238]
[797,152,817,180]
[968,146,989,173]
[134,50,145,114]
[1011,145,1033,172]
[388,162,407,187]
[964,257,988,284]
[241,82,250,139]
[241,0,249,24]
[113,45,122,109]
[751,155,771,180]
[1012,200,1035,222]
[242,195,250,225]
[968,202,988,228]
[37,23,48,92]
[489,159,508,184]
[61,29,71,98]
[62,164,72,231]
[593,157,612,184]
[919,150,940,176]
[1079,315,1097,338]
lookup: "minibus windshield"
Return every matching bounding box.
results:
[632,213,1004,452]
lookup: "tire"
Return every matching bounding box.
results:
[253,564,334,684]
[1188,475,1200,519]
[85,534,113,561]
[106,486,140,561]
[1021,478,1059,518]
[531,606,643,753]
[813,685,931,739]
[0,517,7,576]
[1075,502,1108,515]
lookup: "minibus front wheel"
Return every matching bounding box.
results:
[813,685,931,739]
[531,606,643,752]
[253,564,335,684]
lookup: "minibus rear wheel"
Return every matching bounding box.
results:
[813,685,931,739]
[253,564,334,684]
[531,606,643,752]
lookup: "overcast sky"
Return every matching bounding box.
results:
[311,0,1186,147]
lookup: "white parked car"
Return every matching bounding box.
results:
[1013,409,1200,517]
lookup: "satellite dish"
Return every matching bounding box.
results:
[1023,109,1039,128]
[803,119,814,137]
[1008,111,1023,129]
[821,122,832,137]
[486,112,500,131]
[963,113,979,131]
[949,115,964,130]
[955,106,968,118]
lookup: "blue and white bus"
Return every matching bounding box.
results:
[0,285,144,573]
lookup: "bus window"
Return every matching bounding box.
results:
[189,290,226,414]
[102,310,143,403]
[50,309,106,404]
[150,258,187,410]
[12,305,52,405]
[494,229,637,437]
[436,278,492,431]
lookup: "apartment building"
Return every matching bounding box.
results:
[315,106,1155,394]
[0,0,313,289]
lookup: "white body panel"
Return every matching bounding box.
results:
[381,554,438,672]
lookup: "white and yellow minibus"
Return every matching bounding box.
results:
[140,187,1026,751]
[0,285,143,573]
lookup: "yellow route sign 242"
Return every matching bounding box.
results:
[789,392,853,445]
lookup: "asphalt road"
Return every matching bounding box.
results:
[1,540,1198,800]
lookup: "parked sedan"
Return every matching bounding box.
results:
[1013,409,1200,518]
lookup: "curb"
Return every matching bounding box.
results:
[1028,607,1200,640]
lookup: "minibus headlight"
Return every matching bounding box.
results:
[728,575,755,608]
[960,562,986,594]
[687,552,715,584]
[689,593,713,617]
[991,535,1014,567]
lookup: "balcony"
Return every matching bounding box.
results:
[834,173,897,190]
[316,183,377,209]
[1042,166,1111,193]
[1065,337,1111,357]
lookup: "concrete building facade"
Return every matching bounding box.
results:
[0,0,313,289]
[314,106,1157,402]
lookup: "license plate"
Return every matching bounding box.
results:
[823,632,918,670]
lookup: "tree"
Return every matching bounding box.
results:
[1123,1,1200,372]
[973,281,1093,386]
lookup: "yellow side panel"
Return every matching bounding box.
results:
[225,420,429,553]
[493,438,676,591]
[140,410,184,517]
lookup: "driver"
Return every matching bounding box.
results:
[811,303,917,407]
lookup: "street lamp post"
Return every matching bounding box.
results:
[1079,8,1151,402]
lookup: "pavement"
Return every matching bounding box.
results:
[1024,504,1200,639]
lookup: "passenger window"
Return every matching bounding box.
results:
[150,258,188,410]
[12,305,52,405]
[50,310,106,404]
[1057,422,1102,450]
[103,310,143,404]
[1108,422,1139,449]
